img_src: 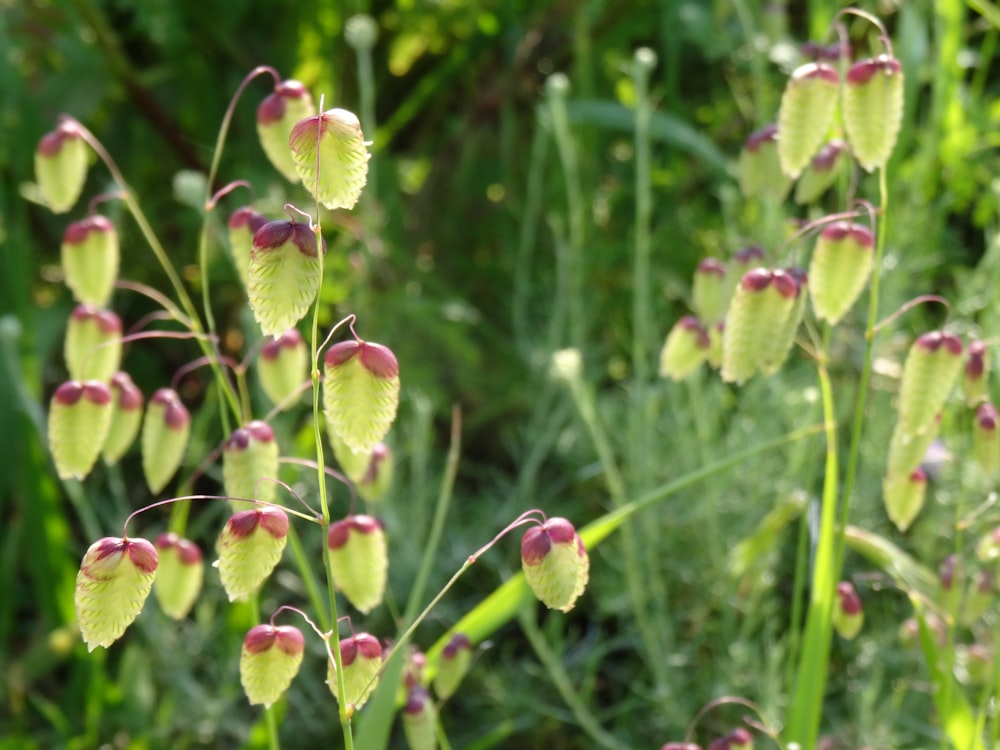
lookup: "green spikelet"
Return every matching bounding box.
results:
[886,415,940,478]
[433,633,472,701]
[794,139,848,205]
[215,507,289,602]
[256,80,316,182]
[258,328,308,407]
[832,582,864,640]
[777,63,840,178]
[227,207,268,291]
[964,340,989,407]
[327,515,388,614]
[883,467,927,532]
[240,624,305,707]
[658,316,710,381]
[327,633,382,711]
[843,55,904,172]
[323,339,400,455]
[248,220,325,337]
[141,388,190,494]
[808,222,874,325]
[49,380,113,480]
[74,536,158,651]
[102,371,144,465]
[35,117,88,214]
[357,443,393,502]
[61,215,119,307]
[973,402,1000,477]
[402,686,438,750]
[897,331,964,435]
[152,533,203,620]
[721,269,792,383]
[758,268,806,376]
[738,124,791,201]
[64,305,122,382]
[521,517,589,612]
[223,421,280,512]
[691,258,728,323]
[290,108,371,210]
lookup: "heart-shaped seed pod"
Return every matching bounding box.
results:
[248,220,325,337]
[223,421,280,512]
[658,316,710,381]
[323,339,400,455]
[356,442,393,503]
[402,686,438,750]
[897,331,963,435]
[35,117,88,214]
[290,108,371,210]
[257,80,316,182]
[521,517,589,612]
[433,633,472,701]
[973,402,1000,477]
[883,466,927,532]
[777,63,840,178]
[49,380,113,480]
[141,388,190,494]
[74,536,158,651]
[227,206,268,291]
[152,533,203,620]
[240,624,305,707]
[843,55,904,172]
[885,414,940,478]
[64,305,122,382]
[808,222,874,325]
[738,124,791,202]
[794,139,848,205]
[215,506,289,602]
[832,581,864,640]
[327,515,388,614]
[691,258,728,323]
[102,372,144,465]
[327,632,382,711]
[758,267,806,376]
[722,268,800,382]
[258,328,308,407]
[61,215,119,307]
[963,340,989,407]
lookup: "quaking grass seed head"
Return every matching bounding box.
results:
[739,124,791,201]
[832,581,864,640]
[61,214,119,307]
[964,340,989,407]
[326,514,388,614]
[64,305,122,382]
[897,331,963,435]
[49,379,113,480]
[141,388,191,495]
[808,221,874,325]
[521,517,589,612]
[257,80,316,182]
[402,685,437,750]
[36,117,88,214]
[103,371,144,465]
[323,339,400,456]
[248,219,326,337]
[152,532,203,620]
[223,420,279,512]
[658,316,710,382]
[794,139,848,205]
[692,258,728,323]
[289,108,371,210]
[258,328,308,407]
[215,506,289,601]
[883,466,927,532]
[843,54,904,172]
[227,206,268,290]
[777,62,840,179]
[328,632,383,710]
[240,624,305,707]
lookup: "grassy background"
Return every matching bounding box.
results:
[3,0,1000,748]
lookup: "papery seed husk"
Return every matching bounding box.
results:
[257,80,316,182]
[433,633,472,701]
[720,269,774,384]
[883,467,927,532]
[658,316,710,381]
[102,372,144,465]
[897,332,963,435]
[327,633,382,709]
[36,118,88,214]
[49,380,113,480]
[886,416,941,478]
[809,223,874,325]
[777,63,840,178]
[227,207,268,291]
[327,515,388,614]
[521,518,589,612]
[692,258,728,323]
[248,220,325,337]
[738,124,791,201]
[141,388,190,494]
[152,533,203,620]
[843,55,904,172]
[215,507,289,602]
[258,328,308,407]
[240,624,305,707]
[403,686,438,750]
[323,340,400,455]
[758,268,806,376]
[290,108,371,210]
[224,421,280,512]
[64,306,122,383]
[794,140,848,205]
[62,215,119,307]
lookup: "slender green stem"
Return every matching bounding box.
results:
[785,502,810,694]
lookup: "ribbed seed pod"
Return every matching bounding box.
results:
[323,340,400,455]
[327,633,382,711]
[35,117,88,214]
[49,380,113,480]
[692,258,728,323]
[886,414,940,478]
[738,124,791,201]
[794,139,848,205]
[327,515,388,614]
[258,328,308,407]
[964,340,989,407]
[973,402,1000,477]
[758,268,806,376]
[240,624,305,707]
[843,55,904,172]
[223,421,280,512]
[152,533,203,620]
[897,331,963,435]
[290,108,371,210]
[832,581,864,640]
[74,536,158,651]
[658,316,710,381]
[720,269,772,384]
[521,517,589,612]
[808,222,875,325]
[64,305,122,382]
[883,466,927,532]
[402,686,438,750]
[777,63,840,178]
[248,220,325,337]
[433,633,472,701]
[61,215,119,307]
[227,206,268,291]
[215,507,289,602]
[102,371,144,465]
[141,388,190,494]
[256,80,316,182]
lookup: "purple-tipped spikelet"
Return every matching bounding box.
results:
[738,124,791,201]
[808,222,874,325]
[61,215,119,307]
[433,633,472,700]
[152,533,203,620]
[240,624,305,707]
[248,220,326,337]
[658,316,710,381]
[327,632,383,710]
[962,568,995,625]
[257,79,316,182]
[141,388,190,494]
[521,517,589,612]
[64,305,122,382]
[258,328,308,407]
[721,269,802,382]
[223,421,280,512]
[794,139,848,205]
[74,536,158,651]
[832,581,864,640]
[402,647,427,690]
[49,380,113,480]
[289,108,371,210]
[357,442,393,502]
[692,258,728,323]
[721,245,765,307]
[402,686,438,750]
[726,728,754,750]
[973,402,1000,477]
[323,339,400,455]
[843,55,904,172]
[35,117,88,214]
[777,63,840,178]
[227,206,268,291]
[327,515,388,614]
[964,340,990,407]
[883,466,927,532]
[215,506,289,601]
[897,331,963,435]
[759,267,806,376]
[102,371,144,465]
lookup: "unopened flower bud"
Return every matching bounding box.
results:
[49,380,113,480]
[153,533,203,620]
[215,507,289,601]
[240,624,305,707]
[61,215,119,307]
[521,517,589,612]
[141,388,190,494]
[323,339,400,455]
[327,515,388,614]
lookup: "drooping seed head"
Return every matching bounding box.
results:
[223,420,280,511]
[36,117,89,214]
[248,220,326,336]
[215,506,289,601]
[61,214,119,307]
[152,533,203,620]
[692,258,728,323]
[897,331,963,436]
[257,80,316,182]
[402,685,437,750]
[658,316,710,382]
[357,442,393,502]
[327,514,388,614]
[777,62,840,178]
[49,380,113,480]
[227,206,269,290]
[808,221,875,325]
[434,632,473,700]
[290,108,371,210]
[964,340,990,407]
[739,124,791,201]
[328,632,383,710]
[323,339,401,456]
[883,466,927,532]
[141,388,190,494]
[794,139,848,205]
[843,54,904,172]
[64,305,122,382]
[239,623,306,707]
[521,517,589,612]
[257,328,308,407]
[833,581,864,640]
